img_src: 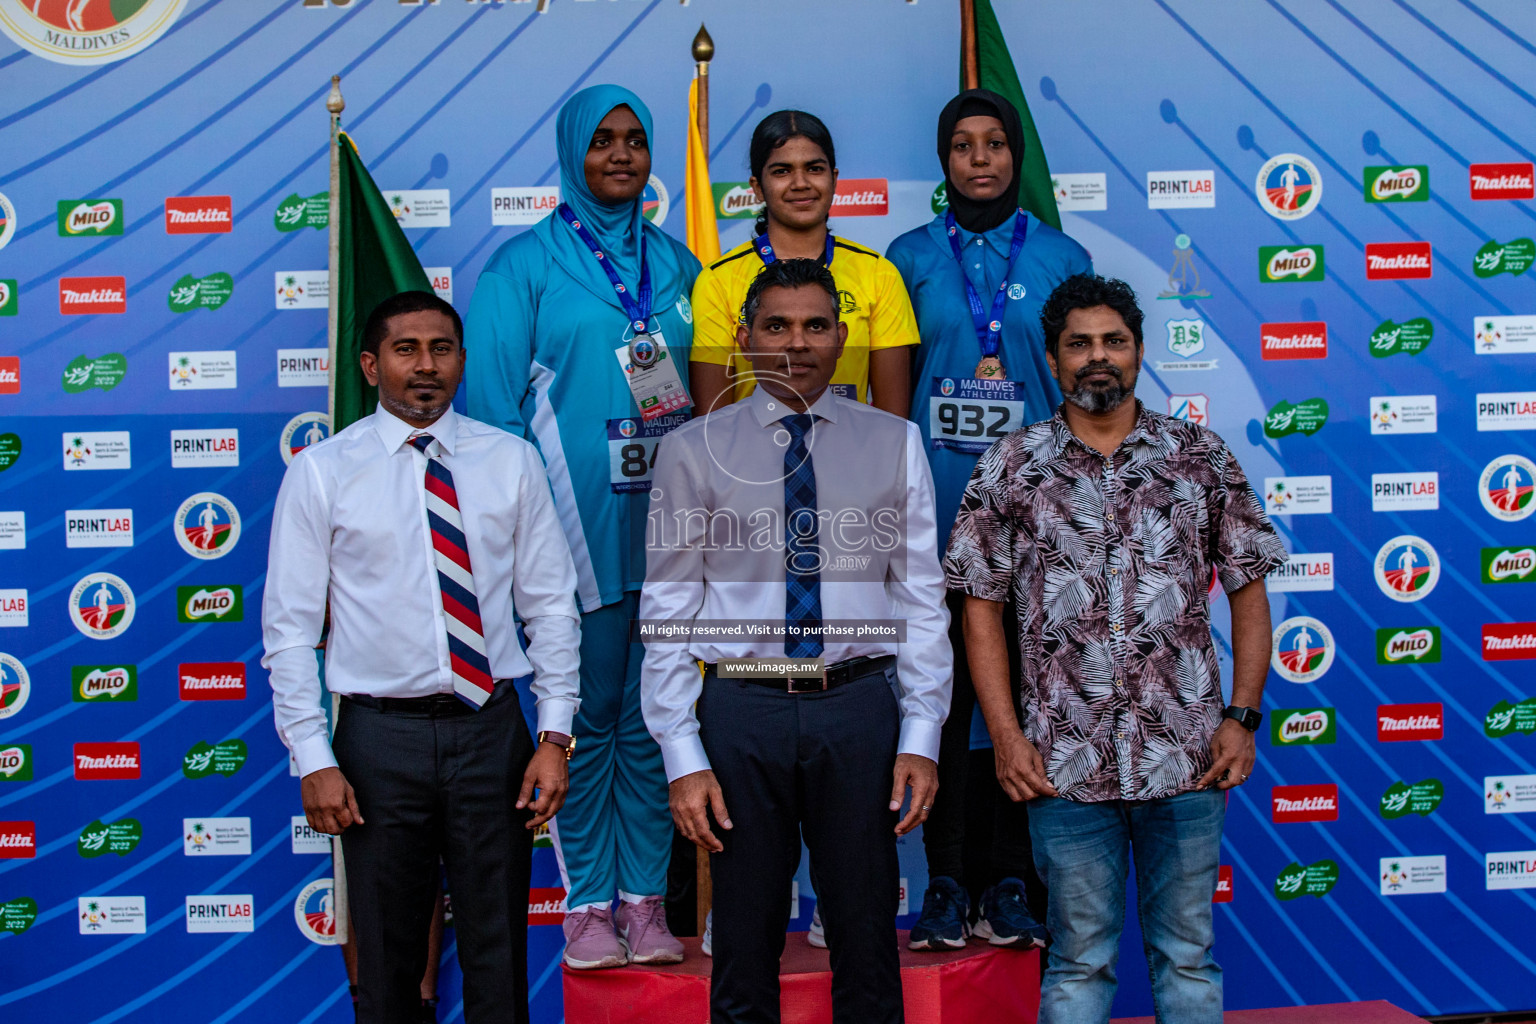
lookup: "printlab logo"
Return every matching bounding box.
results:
[1364,165,1428,202]
[1270,616,1334,683]
[280,412,330,465]
[165,196,232,234]
[1378,703,1444,742]
[1369,395,1436,434]
[295,878,340,945]
[1482,546,1536,584]
[1145,170,1214,209]
[492,186,562,226]
[1371,471,1438,512]
[1270,708,1335,746]
[1480,455,1536,521]
[1256,153,1322,219]
[56,199,122,236]
[72,665,137,702]
[178,585,243,623]
[171,429,239,469]
[1156,234,1210,299]
[1265,553,1333,593]
[1376,626,1440,664]
[0,589,24,627]
[69,572,134,639]
[1477,392,1536,432]
[1474,238,1535,278]
[1263,398,1327,438]
[174,493,241,559]
[1271,784,1338,823]
[1486,852,1536,891]
[278,349,329,387]
[291,817,332,854]
[62,353,127,393]
[1374,535,1440,601]
[1381,779,1443,819]
[1474,315,1536,356]
[1259,245,1324,283]
[0,0,186,65]
[0,654,30,720]
[186,895,255,933]
[65,508,134,548]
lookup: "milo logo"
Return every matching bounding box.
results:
[72,665,138,702]
[1270,708,1335,745]
[1263,398,1328,438]
[1368,317,1433,358]
[1260,245,1324,283]
[57,199,123,236]
[1483,546,1536,584]
[1364,165,1428,203]
[0,744,30,782]
[1275,859,1339,900]
[1376,626,1441,664]
[711,182,763,220]
[1379,778,1443,819]
[178,585,243,623]
[183,739,248,779]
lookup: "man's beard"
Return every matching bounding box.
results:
[1062,361,1135,414]
[380,378,452,424]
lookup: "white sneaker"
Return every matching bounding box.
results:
[702,909,712,957]
[807,905,826,949]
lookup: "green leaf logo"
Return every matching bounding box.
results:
[1380,778,1443,819]
[1275,859,1339,900]
[1263,398,1328,438]
[1485,697,1536,738]
[1474,238,1536,278]
[0,434,20,473]
[1,897,38,935]
[61,353,128,393]
[183,739,248,779]
[1368,318,1433,358]
[274,191,329,233]
[77,817,142,858]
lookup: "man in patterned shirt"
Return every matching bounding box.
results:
[944,274,1287,1024]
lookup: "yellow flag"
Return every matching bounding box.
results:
[685,78,720,263]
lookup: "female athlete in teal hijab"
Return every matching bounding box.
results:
[465,84,700,971]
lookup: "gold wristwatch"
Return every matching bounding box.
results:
[538,731,576,760]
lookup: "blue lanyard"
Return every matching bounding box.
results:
[944,210,1028,360]
[558,204,653,332]
[753,230,836,268]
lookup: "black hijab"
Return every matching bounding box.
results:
[937,88,1025,233]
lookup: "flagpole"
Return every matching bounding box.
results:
[960,0,979,89]
[323,72,351,947]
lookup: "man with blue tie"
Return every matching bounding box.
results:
[640,259,952,1024]
[263,291,583,1024]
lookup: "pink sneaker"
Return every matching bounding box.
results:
[562,906,628,970]
[615,896,685,965]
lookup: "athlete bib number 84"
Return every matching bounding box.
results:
[607,413,690,493]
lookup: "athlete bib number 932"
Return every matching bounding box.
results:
[928,377,1025,454]
[607,413,690,492]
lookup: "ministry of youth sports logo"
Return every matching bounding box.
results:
[1271,616,1334,683]
[294,878,339,945]
[1480,454,1536,522]
[0,0,187,66]
[1256,153,1322,220]
[1374,535,1440,602]
[174,493,240,559]
[69,572,135,640]
[280,412,330,466]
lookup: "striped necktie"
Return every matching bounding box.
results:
[410,434,494,708]
[781,414,823,659]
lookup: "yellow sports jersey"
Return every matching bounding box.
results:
[690,235,919,403]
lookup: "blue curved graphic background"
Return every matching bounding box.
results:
[2,0,1535,1019]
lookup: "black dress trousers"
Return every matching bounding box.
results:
[334,682,535,1024]
[700,666,904,1024]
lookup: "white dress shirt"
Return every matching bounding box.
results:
[262,405,582,778]
[639,387,952,782]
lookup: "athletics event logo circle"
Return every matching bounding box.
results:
[1480,454,1536,522]
[1270,615,1334,683]
[280,412,330,466]
[642,174,669,227]
[940,378,955,397]
[1255,153,1322,220]
[0,0,187,66]
[0,191,14,252]
[618,418,637,439]
[69,572,135,640]
[294,878,339,945]
[174,492,240,559]
[1373,535,1440,602]
[0,653,29,720]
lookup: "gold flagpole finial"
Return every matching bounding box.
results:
[326,74,345,116]
[691,24,714,65]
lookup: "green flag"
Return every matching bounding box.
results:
[966,0,1062,230]
[333,132,434,431]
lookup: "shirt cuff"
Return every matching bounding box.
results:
[534,696,578,738]
[660,734,712,784]
[898,716,943,765]
[293,734,339,779]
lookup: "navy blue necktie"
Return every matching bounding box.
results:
[781,414,823,659]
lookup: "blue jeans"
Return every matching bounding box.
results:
[1029,790,1225,1024]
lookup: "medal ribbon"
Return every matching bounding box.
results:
[753,230,837,268]
[944,210,1028,361]
[558,204,654,333]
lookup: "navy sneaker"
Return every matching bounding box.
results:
[908,876,970,951]
[974,877,1048,948]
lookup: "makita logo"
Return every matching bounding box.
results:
[165,196,233,234]
[830,179,889,217]
[180,662,246,701]
[1272,784,1339,823]
[1470,162,1535,200]
[74,742,142,780]
[1378,703,1444,741]
[1261,322,1327,360]
[1483,623,1536,661]
[528,886,568,925]
[1365,242,1432,280]
[59,277,127,315]
[0,822,35,858]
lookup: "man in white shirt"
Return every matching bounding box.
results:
[262,291,582,1024]
[640,259,951,1024]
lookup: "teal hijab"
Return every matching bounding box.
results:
[533,84,690,316]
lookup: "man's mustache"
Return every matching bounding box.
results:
[1076,362,1124,382]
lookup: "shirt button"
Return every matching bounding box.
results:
[1110,567,1119,575]
[1106,512,1115,522]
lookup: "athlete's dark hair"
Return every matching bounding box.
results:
[740,258,840,329]
[1039,274,1144,357]
[361,290,463,356]
[748,110,837,236]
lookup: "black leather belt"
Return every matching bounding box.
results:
[707,654,894,694]
[342,683,506,717]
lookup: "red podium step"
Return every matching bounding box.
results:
[562,931,1041,1023]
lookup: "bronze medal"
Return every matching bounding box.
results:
[974,356,1006,380]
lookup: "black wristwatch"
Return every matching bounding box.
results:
[1223,705,1263,732]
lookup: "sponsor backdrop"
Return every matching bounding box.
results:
[1,0,1534,1019]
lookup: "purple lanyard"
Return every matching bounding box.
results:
[754,230,836,268]
[944,210,1028,360]
[558,204,653,332]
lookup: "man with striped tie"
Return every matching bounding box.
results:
[262,291,582,1024]
[640,259,951,1024]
